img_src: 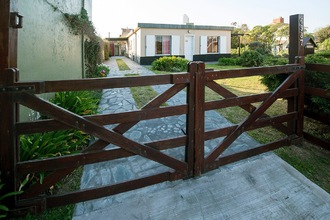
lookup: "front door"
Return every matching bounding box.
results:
[184,35,194,61]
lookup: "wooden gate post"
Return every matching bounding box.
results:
[288,14,305,143]
[186,62,205,176]
[0,0,20,211]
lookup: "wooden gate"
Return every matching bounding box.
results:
[0,62,305,214]
[1,2,306,215]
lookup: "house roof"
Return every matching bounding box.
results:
[137,23,234,31]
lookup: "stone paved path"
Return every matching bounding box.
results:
[72,56,330,220]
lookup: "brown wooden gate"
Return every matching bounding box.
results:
[0,62,305,214]
[1,2,306,215]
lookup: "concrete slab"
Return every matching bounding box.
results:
[73,153,330,220]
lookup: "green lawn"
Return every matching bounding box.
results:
[116,59,130,70]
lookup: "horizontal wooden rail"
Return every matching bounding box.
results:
[15,73,190,94]
[16,105,188,135]
[205,64,303,81]
[204,89,298,111]
[306,63,330,72]
[305,86,330,99]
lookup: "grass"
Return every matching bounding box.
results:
[116,59,130,70]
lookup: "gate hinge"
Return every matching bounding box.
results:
[10,12,23,29]
[0,85,35,93]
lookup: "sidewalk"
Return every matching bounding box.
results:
[72,56,330,220]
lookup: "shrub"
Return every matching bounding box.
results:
[305,53,329,64]
[249,41,272,56]
[218,57,242,66]
[263,57,288,66]
[240,50,264,67]
[151,56,189,72]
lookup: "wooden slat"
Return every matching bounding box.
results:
[15,74,175,93]
[304,109,330,125]
[205,138,290,172]
[16,105,188,135]
[305,86,330,99]
[204,112,297,141]
[306,63,330,73]
[17,148,134,175]
[205,70,301,165]
[205,64,303,81]
[303,132,330,151]
[19,172,173,208]
[204,89,298,111]
[194,62,205,175]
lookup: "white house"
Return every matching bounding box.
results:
[125,23,234,65]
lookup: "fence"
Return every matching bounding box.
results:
[304,63,330,150]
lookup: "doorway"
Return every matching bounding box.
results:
[184,35,194,61]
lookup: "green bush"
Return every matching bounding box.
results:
[305,53,330,64]
[249,41,272,56]
[262,56,288,66]
[151,56,189,72]
[218,57,242,66]
[240,50,264,67]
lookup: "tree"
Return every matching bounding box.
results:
[314,25,330,43]
[231,23,250,49]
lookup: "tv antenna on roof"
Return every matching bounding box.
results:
[183,14,189,24]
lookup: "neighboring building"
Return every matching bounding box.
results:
[273,16,284,24]
[125,23,233,65]
[17,0,93,121]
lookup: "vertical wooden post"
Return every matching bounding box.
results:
[186,62,197,177]
[289,14,305,64]
[288,14,305,143]
[194,62,205,176]
[0,0,19,210]
[186,62,205,176]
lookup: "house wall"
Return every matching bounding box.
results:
[17,0,91,121]
[128,27,232,65]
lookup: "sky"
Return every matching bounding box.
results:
[92,0,330,38]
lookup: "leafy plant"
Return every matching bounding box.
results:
[0,178,23,219]
[50,90,100,116]
[240,50,264,67]
[151,56,189,72]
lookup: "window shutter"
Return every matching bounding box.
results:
[200,36,207,54]
[171,35,180,55]
[219,36,227,53]
[146,35,155,56]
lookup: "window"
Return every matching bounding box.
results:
[156,36,171,55]
[207,36,219,53]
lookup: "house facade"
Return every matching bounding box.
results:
[126,23,234,65]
